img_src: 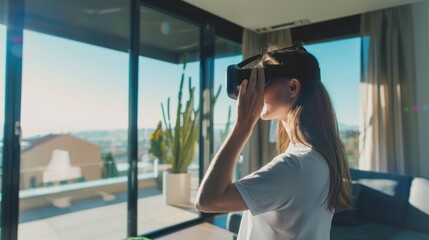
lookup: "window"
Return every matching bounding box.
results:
[306,37,361,168]
[213,37,241,179]
[0,1,246,238]
[19,28,129,240]
[137,5,201,235]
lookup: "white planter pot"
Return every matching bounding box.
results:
[162,171,191,205]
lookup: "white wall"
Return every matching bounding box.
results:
[412,1,429,177]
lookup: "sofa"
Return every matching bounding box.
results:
[226,168,429,239]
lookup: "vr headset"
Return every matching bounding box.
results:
[225,44,317,100]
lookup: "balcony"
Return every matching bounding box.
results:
[18,170,200,240]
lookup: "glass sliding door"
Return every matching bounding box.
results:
[19,1,130,239]
[213,37,241,180]
[137,5,201,235]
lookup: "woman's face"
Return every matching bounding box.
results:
[260,78,300,121]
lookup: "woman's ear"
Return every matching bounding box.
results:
[289,78,301,98]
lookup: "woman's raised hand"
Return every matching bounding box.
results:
[236,67,265,133]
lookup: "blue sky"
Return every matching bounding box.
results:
[306,38,361,127]
[0,25,360,137]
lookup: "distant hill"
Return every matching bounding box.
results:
[338,122,359,132]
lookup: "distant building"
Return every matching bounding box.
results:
[21,134,102,189]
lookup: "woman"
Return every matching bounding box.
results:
[195,41,352,240]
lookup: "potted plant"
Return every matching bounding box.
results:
[158,55,228,205]
[160,59,200,206]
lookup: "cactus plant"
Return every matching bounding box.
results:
[161,58,200,174]
[220,105,232,141]
[159,55,233,173]
[212,83,233,143]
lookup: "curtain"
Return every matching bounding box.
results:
[240,28,293,174]
[359,4,419,175]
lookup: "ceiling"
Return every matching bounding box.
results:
[183,0,424,32]
[1,0,424,64]
[0,0,241,64]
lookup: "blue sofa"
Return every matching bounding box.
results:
[226,168,429,239]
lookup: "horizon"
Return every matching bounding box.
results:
[21,121,360,140]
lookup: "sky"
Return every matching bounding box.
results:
[306,38,361,126]
[0,25,361,138]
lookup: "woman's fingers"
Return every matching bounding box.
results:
[238,79,248,98]
[238,67,264,101]
[248,68,258,90]
[257,67,265,92]
[236,68,264,129]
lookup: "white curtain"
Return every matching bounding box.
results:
[359,4,419,175]
[241,28,293,174]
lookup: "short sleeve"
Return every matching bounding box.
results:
[232,156,301,216]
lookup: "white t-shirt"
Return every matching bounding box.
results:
[232,142,334,240]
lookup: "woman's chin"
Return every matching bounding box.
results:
[260,111,274,121]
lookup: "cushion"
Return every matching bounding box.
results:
[227,212,243,235]
[330,219,401,240]
[350,168,413,226]
[405,177,429,233]
[332,182,363,226]
[389,229,429,240]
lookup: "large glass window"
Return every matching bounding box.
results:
[137,5,200,234]
[0,1,250,237]
[306,37,361,168]
[19,20,129,240]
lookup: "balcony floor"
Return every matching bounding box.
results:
[18,194,200,240]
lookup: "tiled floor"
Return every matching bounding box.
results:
[18,195,199,240]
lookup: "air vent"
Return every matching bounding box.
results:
[254,19,310,33]
[83,8,122,15]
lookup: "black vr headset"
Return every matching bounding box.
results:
[225,43,320,100]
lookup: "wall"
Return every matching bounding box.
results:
[412,1,429,177]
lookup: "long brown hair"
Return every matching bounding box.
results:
[255,42,352,214]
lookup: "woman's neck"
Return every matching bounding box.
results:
[280,119,312,148]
